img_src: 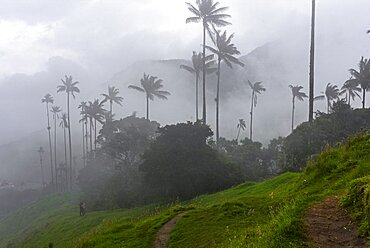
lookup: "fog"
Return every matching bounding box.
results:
[0,0,370,182]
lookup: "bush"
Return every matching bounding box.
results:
[140,122,243,201]
[342,175,370,236]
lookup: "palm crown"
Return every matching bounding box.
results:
[129,73,170,101]
[323,83,341,113]
[57,75,80,97]
[51,106,62,116]
[180,52,217,76]
[186,0,231,32]
[289,85,308,101]
[102,86,123,106]
[248,81,266,107]
[348,57,370,108]
[41,93,54,104]
[206,30,244,68]
[341,78,361,104]
[237,119,246,130]
[59,113,69,128]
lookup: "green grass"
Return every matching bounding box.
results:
[0,135,369,247]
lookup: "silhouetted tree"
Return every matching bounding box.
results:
[236,119,246,142]
[349,57,370,108]
[57,75,80,190]
[206,30,244,145]
[50,105,61,189]
[41,93,54,186]
[247,81,265,141]
[341,77,361,106]
[128,73,170,120]
[101,86,123,115]
[180,52,216,121]
[186,0,231,124]
[289,85,307,131]
[323,83,341,113]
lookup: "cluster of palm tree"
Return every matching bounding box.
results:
[41,74,128,191]
[185,0,255,145]
[287,55,369,132]
[41,76,80,191]
[40,70,173,190]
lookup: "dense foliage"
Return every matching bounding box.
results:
[140,122,242,201]
[283,101,370,170]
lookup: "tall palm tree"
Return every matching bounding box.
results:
[341,78,361,106]
[59,113,68,191]
[309,0,316,122]
[50,105,61,189]
[180,51,217,121]
[57,75,80,190]
[236,118,246,142]
[349,57,370,108]
[247,81,266,141]
[101,86,123,115]
[323,83,341,113]
[186,0,231,124]
[289,85,308,132]
[128,73,170,120]
[41,93,54,186]
[78,102,87,167]
[206,30,244,145]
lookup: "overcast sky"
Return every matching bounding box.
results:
[0,0,366,78]
[0,0,369,144]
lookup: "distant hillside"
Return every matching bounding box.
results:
[0,134,368,247]
[110,41,310,144]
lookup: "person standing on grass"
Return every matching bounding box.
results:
[79,202,86,216]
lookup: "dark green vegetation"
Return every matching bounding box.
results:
[283,102,370,170]
[1,134,368,247]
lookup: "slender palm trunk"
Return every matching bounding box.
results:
[82,120,85,167]
[67,93,73,191]
[146,95,149,120]
[327,98,330,113]
[63,125,67,192]
[309,0,316,122]
[46,103,54,186]
[110,100,113,115]
[216,57,221,147]
[195,73,199,121]
[53,113,58,191]
[94,118,97,151]
[236,126,241,143]
[250,91,255,141]
[85,117,88,161]
[348,92,351,106]
[202,21,207,124]
[39,153,45,187]
[89,117,93,154]
[291,97,295,132]
[362,88,366,109]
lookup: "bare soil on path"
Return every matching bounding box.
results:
[154,213,184,248]
[305,196,367,247]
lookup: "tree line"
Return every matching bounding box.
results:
[38,0,370,192]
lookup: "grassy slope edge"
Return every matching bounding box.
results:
[0,135,369,248]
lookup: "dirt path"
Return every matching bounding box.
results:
[154,213,184,248]
[305,196,367,247]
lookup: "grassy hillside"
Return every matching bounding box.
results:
[0,135,369,248]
